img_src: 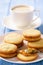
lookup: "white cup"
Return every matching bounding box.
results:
[10,5,39,28]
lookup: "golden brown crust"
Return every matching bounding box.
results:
[0,43,17,54]
[23,29,41,37]
[0,53,17,58]
[28,39,43,48]
[4,32,23,45]
[23,36,41,42]
[24,35,41,38]
[28,46,43,48]
[17,53,38,61]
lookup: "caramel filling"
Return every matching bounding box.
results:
[19,48,38,56]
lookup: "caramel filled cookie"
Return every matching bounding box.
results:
[28,39,43,48]
[17,48,38,61]
[23,29,41,42]
[0,43,17,58]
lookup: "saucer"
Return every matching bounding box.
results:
[3,15,41,30]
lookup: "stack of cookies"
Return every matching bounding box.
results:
[23,29,43,52]
[0,29,43,62]
[0,32,23,58]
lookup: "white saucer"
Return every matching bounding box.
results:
[3,15,41,30]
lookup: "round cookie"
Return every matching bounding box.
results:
[17,53,38,61]
[17,48,38,61]
[0,43,17,54]
[4,32,23,47]
[0,43,17,58]
[28,39,43,48]
[23,29,41,41]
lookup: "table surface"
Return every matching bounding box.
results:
[0,0,43,65]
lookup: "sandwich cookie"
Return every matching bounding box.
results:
[17,48,38,61]
[28,39,43,48]
[0,43,17,58]
[23,29,41,42]
[4,32,23,48]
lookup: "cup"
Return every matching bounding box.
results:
[10,5,39,28]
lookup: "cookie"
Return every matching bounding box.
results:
[0,43,17,54]
[28,39,43,48]
[4,32,23,47]
[0,53,17,58]
[17,53,38,61]
[17,48,38,61]
[23,29,41,41]
[0,43,17,58]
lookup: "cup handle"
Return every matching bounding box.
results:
[32,9,40,22]
[30,10,40,27]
